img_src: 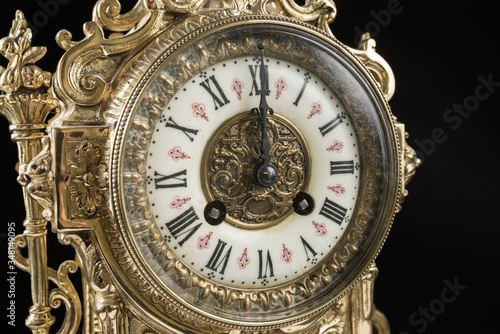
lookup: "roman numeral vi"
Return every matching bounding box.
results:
[258,250,275,279]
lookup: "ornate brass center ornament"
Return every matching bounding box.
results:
[202,113,310,228]
[0,1,421,333]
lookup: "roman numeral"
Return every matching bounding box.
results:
[258,250,275,279]
[319,114,343,137]
[200,75,230,110]
[165,116,199,142]
[319,198,347,225]
[293,77,309,106]
[248,64,269,96]
[300,236,317,262]
[206,239,232,275]
[165,206,201,246]
[154,170,187,189]
[330,161,355,174]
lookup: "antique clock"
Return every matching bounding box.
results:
[0,0,419,333]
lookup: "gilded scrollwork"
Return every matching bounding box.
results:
[48,259,82,334]
[276,0,337,37]
[403,131,421,187]
[53,1,161,110]
[349,33,396,102]
[394,124,421,213]
[12,232,82,334]
[92,0,152,32]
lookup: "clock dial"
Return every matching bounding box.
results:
[114,20,399,327]
[146,55,360,288]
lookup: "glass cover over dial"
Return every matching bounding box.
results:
[115,21,397,326]
[146,54,360,288]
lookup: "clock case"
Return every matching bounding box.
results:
[0,0,420,333]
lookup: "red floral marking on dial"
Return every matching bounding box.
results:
[231,78,244,100]
[307,102,322,119]
[312,221,327,236]
[327,184,346,196]
[197,232,213,249]
[327,140,344,153]
[275,77,287,99]
[170,196,191,210]
[281,244,293,264]
[237,248,250,269]
[192,102,209,121]
[168,146,190,161]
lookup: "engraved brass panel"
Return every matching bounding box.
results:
[202,113,310,228]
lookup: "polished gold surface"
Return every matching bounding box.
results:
[202,113,310,228]
[0,1,418,333]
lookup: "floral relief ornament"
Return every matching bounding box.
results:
[65,141,109,218]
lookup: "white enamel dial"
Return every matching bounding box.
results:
[146,55,360,288]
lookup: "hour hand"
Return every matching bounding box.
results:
[251,44,278,187]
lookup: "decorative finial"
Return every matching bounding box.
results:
[0,10,52,94]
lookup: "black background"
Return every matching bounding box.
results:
[0,0,498,333]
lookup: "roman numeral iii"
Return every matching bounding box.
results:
[330,161,355,174]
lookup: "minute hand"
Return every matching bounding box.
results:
[251,44,278,187]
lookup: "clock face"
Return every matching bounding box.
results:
[113,19,399,327]
[145,55,360,288]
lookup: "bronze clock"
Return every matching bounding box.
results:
[0,0,419,333]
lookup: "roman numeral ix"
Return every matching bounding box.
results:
[154,169,187,189]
